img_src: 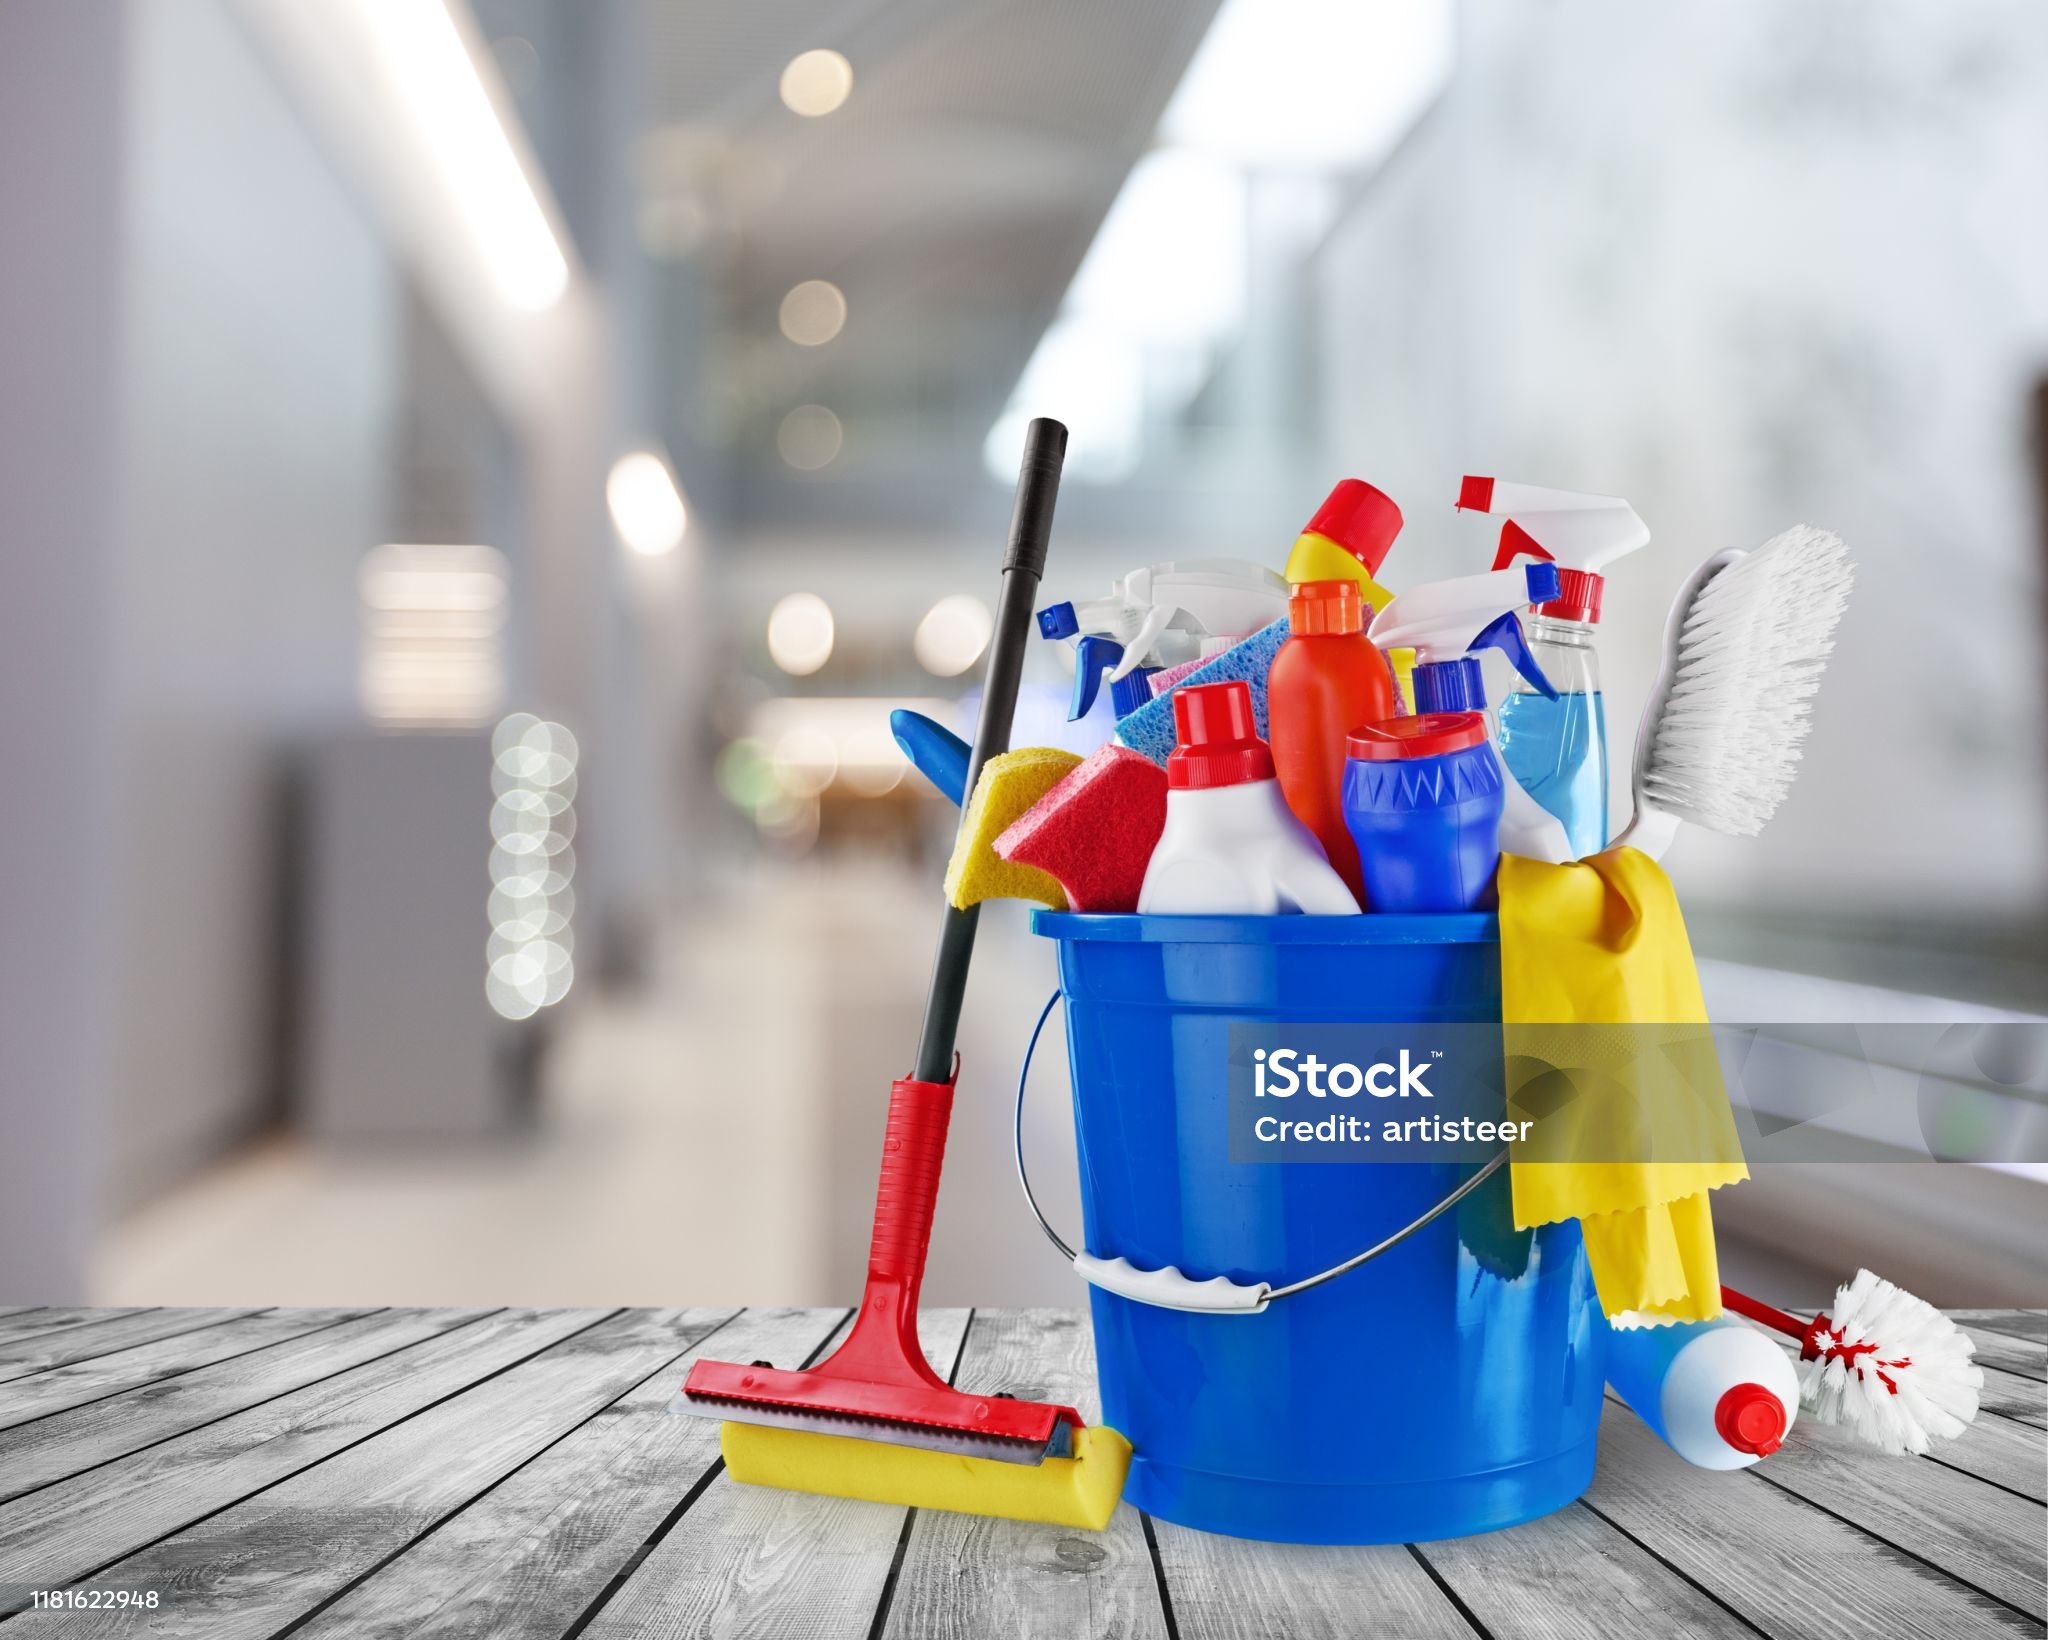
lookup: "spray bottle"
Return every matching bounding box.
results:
[1454,478,1650,856]
[1038,559,1288,723]
[1367,562,1575,864]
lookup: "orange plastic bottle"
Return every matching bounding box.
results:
[1267,579,1398,907]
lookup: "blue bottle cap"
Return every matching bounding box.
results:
[1413,656,1487,715]
[1037,601,1080,640]
[1108,666,1159,719]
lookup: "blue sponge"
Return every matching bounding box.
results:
[1114,618,1287,766]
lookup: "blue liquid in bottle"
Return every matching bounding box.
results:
[1498,689,1608,857]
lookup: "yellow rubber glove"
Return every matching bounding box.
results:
[1498,848,1748,1323]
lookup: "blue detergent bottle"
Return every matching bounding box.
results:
[1455,477,1650,857]
[1342,712,1503,913]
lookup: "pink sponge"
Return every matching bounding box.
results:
[994,743,1167,913]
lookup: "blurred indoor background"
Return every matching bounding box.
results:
[3,0,2044,1312]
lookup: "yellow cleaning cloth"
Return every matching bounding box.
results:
[944,746,1081,910]
[1498,848,1747,1323]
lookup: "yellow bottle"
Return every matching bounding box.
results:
[1284,479,1408,705]
[1282,478,1402,612]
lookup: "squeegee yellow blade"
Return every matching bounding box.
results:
[719,1421,1132,1530]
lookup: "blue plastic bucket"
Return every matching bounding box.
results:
[1031,910,1605,1544]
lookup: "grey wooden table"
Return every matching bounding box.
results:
[0,1304,2040,1637]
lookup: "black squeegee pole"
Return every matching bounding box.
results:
[912,417,1067,1085]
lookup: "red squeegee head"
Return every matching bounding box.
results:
[683,1066,1083,1458]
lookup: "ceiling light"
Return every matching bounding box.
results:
[777,405,843,471]
[779,49,853,117]
[913,595,994,677]
[353,0,569,311]
[606,451,688,555]
[359,544,508,726]
[766,592,835,675]
[778,280,847,346]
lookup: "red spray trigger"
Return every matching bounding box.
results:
[1491,519,1555,572]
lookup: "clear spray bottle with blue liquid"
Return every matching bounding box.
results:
[1454,477,1650,857]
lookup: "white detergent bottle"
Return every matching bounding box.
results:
[1600,1311,1800,1470]
[1138,680,1360,916]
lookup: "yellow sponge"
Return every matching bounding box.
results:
[943,746,1080,910]
[721,1421,1133,1530]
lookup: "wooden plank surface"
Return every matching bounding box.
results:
[1424,1498,1758,1639]
[0,1307,2038,1640]
[3,1309,736,1639]
[0,1308,371,1434]
[288,1307,840,1640]
[1584,1400,2040,1638]
[0,1308,492,1506]
[876,1309,1168,1640]
[1953,1323,2048,1384]
[1948,1310,2048,1345]
[0,1308,607,1617]
[1927,1405,2047,1503]
[0,1312,144,1352]
[0,1310,256,1386]
[1732,1404,2044,1616]
[1153,1528,1469,1639]
[579,1309,975,1640]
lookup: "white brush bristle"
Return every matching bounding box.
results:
[1641,525,1852,837]
[1799,1269,1982,1455]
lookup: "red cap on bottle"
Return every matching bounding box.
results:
[1714,1383,1787,1458]
[1346,712,1486,762]
[1303,479,1402,576]
[1288,578,1364,637]
[1492,519,1604,623]
[1168,681,1274,789]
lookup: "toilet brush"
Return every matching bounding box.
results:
[1722,1271,1982,1455]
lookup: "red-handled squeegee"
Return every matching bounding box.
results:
[685,1066,1082,1461]
[677,420,1129,1525]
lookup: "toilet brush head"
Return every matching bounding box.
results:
[1798,1270,1983,1456]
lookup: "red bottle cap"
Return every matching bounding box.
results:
[1346,712,1486,762]
[1168,681,1274,789]
[1714,1382,1787,1458]
[1492,519,1605,623]
[1287,578,1364,637]
[1303,479,1402,576]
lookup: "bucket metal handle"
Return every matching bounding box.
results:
[1015,990,1508,1316]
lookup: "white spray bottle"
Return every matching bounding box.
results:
[1367,563,1576,864]
[1038,559,1288,722]
[1454,478,1650,857]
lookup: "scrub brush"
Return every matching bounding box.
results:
[1612,525,1851,860]
[1723,1273,1982,1455]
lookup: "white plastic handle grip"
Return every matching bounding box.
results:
[1073,1253,1271,1314]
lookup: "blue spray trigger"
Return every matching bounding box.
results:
[1037,601,1080,640]
[1471,610,1556,698]
[889,710,970,806]
[1523,561,1562,606]
[1070,634,1125,721]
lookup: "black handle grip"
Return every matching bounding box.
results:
[1003,418,1067,578]
[912,418,1067,1083]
